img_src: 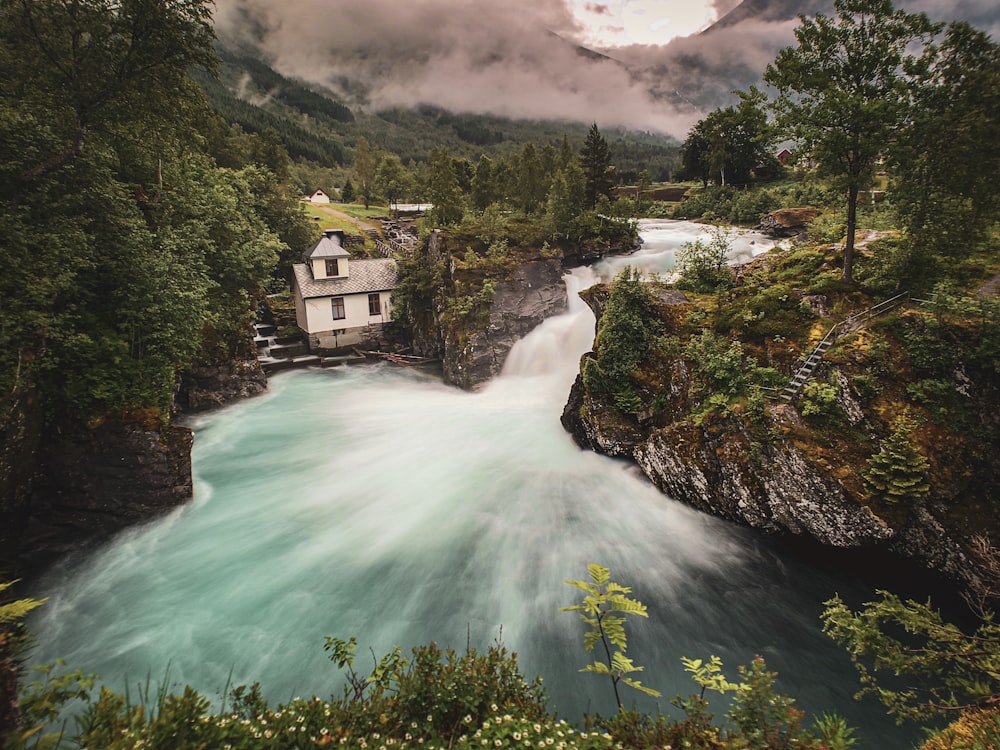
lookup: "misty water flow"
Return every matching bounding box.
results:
[28,221,906,746]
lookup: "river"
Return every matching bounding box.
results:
[27,221,913,747]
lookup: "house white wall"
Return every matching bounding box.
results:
[299,290,393,349]
[309,190,331,204]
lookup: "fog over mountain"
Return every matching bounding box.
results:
[213,0,1000,139]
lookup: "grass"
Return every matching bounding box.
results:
[301,202,392,236]
[301,203,358,234]
[338,202,393,220]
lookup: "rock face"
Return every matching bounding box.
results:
[562,371,983,583]
[18,416,193,570]
[175,358,268,413]
[560,284,995,588]
[442,259,568,389]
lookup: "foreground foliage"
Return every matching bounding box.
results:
[823,592,1000,724]
[10,641,860,750]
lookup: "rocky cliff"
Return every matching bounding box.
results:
[16,414,193,571]
[175,358,268,413]
[442,259,568,389]
[406,231,570,390]
[561,275,999,591]
[2,350,267,574]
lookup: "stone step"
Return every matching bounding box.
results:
[267,342,309,359]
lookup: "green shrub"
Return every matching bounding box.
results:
[590,268,662,396]
[676,227,735,294]
[685,330,748,396]
[801,379,839,418]
[671,185,778,224]
[807,212,846,244]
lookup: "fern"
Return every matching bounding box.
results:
[0,580,45,626]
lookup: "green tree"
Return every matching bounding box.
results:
[764,0,939,283]
[581,267,662,416]
[635,169,651,214]
[546,163,586,239]
[0,0,216,199]
[376,153,413,216]
[580,123,614,209]
[557,133,576,170]
[890,22,1000,286]
[352,136,378,208]
[341,178,356,203]
[425,147,465,226]
[562,563,661,710]
[471,154,499,213]
[861,412,931,503]
[676,227,734,293]
[678,90,773,189]
[680,123,712,187]
[516,143,546,215]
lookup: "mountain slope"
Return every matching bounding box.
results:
[195,42,680,179]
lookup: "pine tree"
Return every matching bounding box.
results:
[341,178,356,203]
[579,123,614,209]
[862,413,931,503]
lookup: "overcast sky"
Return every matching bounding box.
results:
[213,0,1000,139]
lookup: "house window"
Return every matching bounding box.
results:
[368,293,381,316]
[325,258,339,277]
[331,297,345,320]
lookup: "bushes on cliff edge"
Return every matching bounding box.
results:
[581,268,662,415]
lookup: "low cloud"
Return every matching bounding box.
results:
[212,0,999,139]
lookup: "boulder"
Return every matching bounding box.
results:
[758,207,822,238]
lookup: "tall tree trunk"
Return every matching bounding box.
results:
[843,185,859,284]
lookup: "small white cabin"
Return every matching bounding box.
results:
[291,229,397,351]
[308,189,332,204]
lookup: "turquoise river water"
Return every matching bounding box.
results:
[28,221,915,747]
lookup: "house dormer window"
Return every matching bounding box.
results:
[325,258,340,277]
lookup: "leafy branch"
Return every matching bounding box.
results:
[561,563,660,709]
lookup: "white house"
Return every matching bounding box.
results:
[308,189,332,204]
[291,229,397,351]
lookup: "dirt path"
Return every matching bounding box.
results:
[977,271,1000,298]
[314,205,380,233]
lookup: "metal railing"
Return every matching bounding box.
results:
[774,292,910,402]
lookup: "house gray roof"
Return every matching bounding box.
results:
[304,229,350,260]
[293,259,398,299]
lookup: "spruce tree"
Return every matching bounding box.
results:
[862,413,931,503]
[579,123,614,209]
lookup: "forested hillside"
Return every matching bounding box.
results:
[197,41,681,185]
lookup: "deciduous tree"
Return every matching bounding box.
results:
[890,22,1000,286]
[823,590,1000,723]
[352,136,378,208]
[764,0,939,283]
[425,147,464,226]
[376,153,413,216]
